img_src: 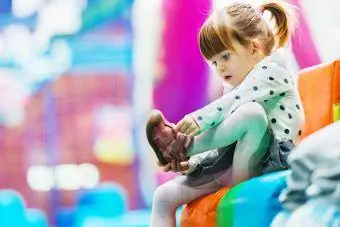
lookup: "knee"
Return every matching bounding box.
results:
[236,102,268,131]
[152,182,180,212]
[152,183,170,204]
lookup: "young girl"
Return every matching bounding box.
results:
[146,1,304,226]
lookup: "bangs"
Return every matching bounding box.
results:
[198,16,235,60]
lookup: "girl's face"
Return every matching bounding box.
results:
[209,40,263,87]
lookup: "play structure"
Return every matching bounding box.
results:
[0,189,48,227]
[180,60,340,226]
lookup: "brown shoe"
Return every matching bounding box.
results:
[146,110,192,165]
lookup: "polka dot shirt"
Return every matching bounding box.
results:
[190,50,304,141]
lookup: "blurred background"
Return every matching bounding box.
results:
[0,0,339,226]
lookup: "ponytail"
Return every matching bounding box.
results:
[260,1,297,48]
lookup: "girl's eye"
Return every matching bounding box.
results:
[212,61,217,67]
[221,53,230,60]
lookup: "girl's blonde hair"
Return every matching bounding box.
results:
[199,1,297,60]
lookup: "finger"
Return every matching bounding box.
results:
[170,160,177,171]
[176,161,180,171]
[188,128,199,137]
[180,161,189,171]
[174,119,185,132]
[183,126,195,135]
[184,136,193,150]
[177,133,187,144]
[178,123,190,134]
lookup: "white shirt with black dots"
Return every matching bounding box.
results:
[190,49,305,142]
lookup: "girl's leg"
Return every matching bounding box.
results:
[188,102,270,184]
[150,174,225,227]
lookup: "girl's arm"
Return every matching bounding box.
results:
[189,62,295,133]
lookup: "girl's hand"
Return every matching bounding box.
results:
[175,116,200,137]
[157,161,189,173]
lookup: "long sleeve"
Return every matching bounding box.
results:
[189,62,294,133]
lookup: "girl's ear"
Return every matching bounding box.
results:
[249,39,263,56]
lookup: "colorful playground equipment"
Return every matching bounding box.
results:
[180,60,340,227]
[0,189,48,227]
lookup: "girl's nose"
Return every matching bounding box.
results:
[218,64,226,74]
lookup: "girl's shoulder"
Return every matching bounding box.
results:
[252,60,291,81]
[247,56,297,88]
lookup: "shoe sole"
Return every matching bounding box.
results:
[146,110,171,166]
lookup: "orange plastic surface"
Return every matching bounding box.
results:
[180,187,231,227]
[298,60,340,138]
